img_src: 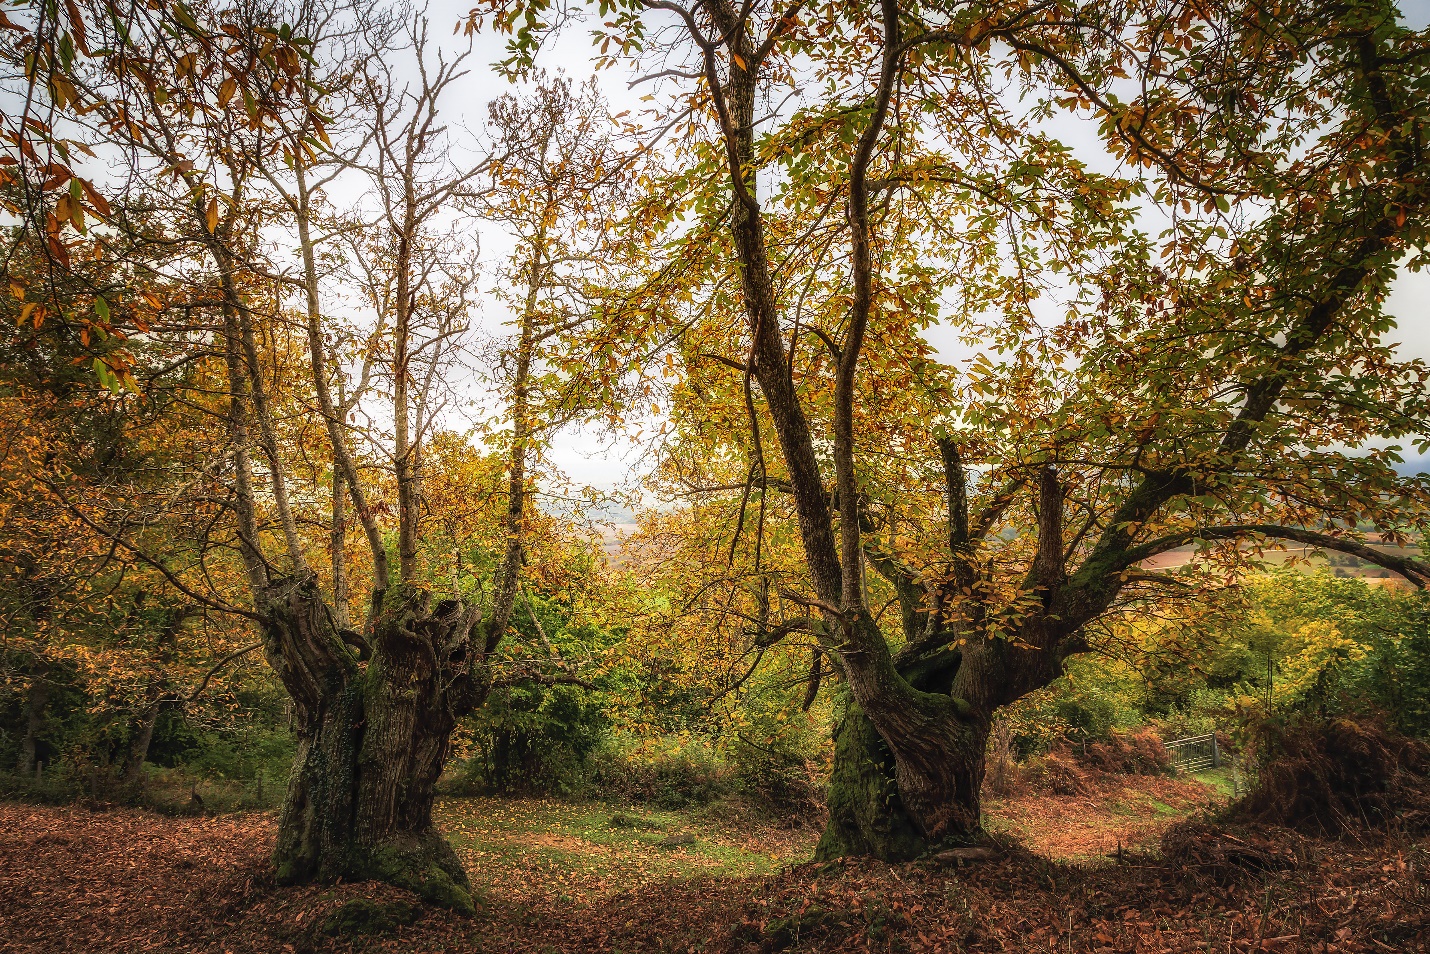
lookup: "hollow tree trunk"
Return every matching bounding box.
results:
[816,697,991,861]
[262,576,487,913]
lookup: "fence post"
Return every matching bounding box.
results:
[1211,733,1220,768]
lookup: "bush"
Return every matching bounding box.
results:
[1232,713,1430,835]
[1008,727,1171,798]
[1019,750,1096,796]
[1081,727,1170,776]
[1356,607,1430,740]
[457,681,608,796]
[724,692,826,815]
[999,654,1145,757]
[729,735,823,816]
[585,735,733,808]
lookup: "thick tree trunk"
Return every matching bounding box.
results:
[817,697,990,861]
[263,577,486,913]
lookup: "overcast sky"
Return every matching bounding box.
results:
[309,0,1430,491]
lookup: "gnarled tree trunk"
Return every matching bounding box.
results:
[262,576,487,913]
[819,653,994,861]
[817,624,1066,861]
[817,700,925,860]
[819,701,996,860]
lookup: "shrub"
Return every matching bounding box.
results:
[729,735,823,816]
[1356,608,1430,740]
[725,693,827,815]
[586,735,734,807]
[1232,713,1430,835]
[1011,727,1171,798]
[459,681,608,796]
[1081,727,1170,776]
[999,654,1145,757]
[1019,750,1095,796]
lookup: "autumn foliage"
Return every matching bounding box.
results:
[3,0,1430,942]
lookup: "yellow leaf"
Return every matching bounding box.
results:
[217,77,237,107]
[205,198,219,233]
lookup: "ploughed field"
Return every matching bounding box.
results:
[0,775,1424,953]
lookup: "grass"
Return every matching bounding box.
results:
[434,796,813,902]
[1191,765,1241,798]
[434,771,1234,900]
[0,765,284,815]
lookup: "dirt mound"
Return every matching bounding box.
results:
[1232,715,1430,836]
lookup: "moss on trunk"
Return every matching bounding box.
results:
[816,696,990,862]
[816,700,928,861]
[265,578,485,914]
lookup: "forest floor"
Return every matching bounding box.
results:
[0,771,1424,954]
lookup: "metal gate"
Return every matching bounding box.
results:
[1164,732,1221,773]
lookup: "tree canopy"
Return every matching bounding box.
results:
[3,0,1430,900]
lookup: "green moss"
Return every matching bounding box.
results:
[274,857,303,884]
[366,836,479,917]
[319,898,421,937]
[815,700,929,862]
[606,811,655,830]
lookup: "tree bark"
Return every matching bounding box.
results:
[818,699,994,861]
[816,636,1000,861]
[264,576,487,913]
[121,700,163,786]
[817,699,925,861]
[330,467,352,630]
[16,679,49,777]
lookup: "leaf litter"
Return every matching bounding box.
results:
[0,794,1424,954]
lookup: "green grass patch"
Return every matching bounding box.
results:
[1191,766,1240,799]
[434,796,812,901]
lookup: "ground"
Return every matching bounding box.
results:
[985,769,1234,862]
[0,773,1424,953]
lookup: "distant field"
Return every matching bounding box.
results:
[1141,541,1423,580]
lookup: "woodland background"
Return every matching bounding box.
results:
[2,0,1430,949]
